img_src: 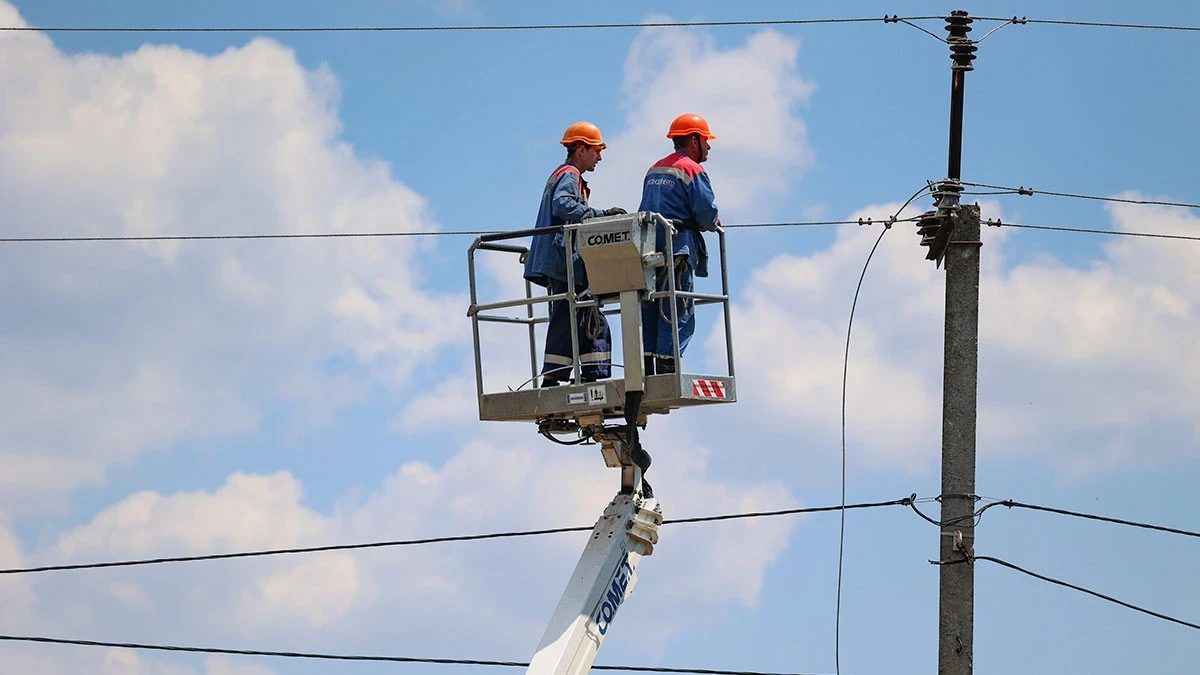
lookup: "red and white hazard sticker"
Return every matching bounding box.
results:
[691,379,727,399]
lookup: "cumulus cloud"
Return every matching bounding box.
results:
[718,195,1200,475]
[587,18,815,217]
[975,199,1200,473]
[718,202,943,470]
[0,1,465,512]
[1,435,797,664]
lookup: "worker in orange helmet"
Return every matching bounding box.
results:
[523,121,628,387]
[637,113,721,375]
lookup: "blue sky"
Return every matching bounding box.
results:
[1,1,1199,674]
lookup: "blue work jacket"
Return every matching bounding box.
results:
[523,163,605,288]
[637,152,719,277]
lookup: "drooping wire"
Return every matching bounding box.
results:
[988,220,1200,243]
[906,495,999,528]
[959,181,1200,210]
[894,19,947,43]
[0,498,912,576]
[971,18,1022,43]
[835,227,889,675]
[0,16,945,33]
[973,16,1200,32]
[0,218,917,244]
[995,500,1200,539]
[538,430,593,446]
[0,634,834,675]
[908,495,1200,540]
[935,555,1200,632]
[833,184,928,675]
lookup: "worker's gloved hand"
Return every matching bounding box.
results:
[604,207,627,216]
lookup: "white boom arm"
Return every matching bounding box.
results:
[524,491,662,675]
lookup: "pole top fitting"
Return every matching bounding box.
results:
[945,11,977,71]
[934,179,963,212]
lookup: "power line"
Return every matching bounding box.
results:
[991,500,1200,539]
[974,16,1200,32]
[833,183,928,675]
[10,14,1198,36]
[966,555,1200,632]
[0,634,829,675]
[893,18,947,43]
[0,497,912,576]
[911,496,1200,538]
[0,218,916,244]
[0,230,495,243]
[987,220,1200,243]
[726,216,920,230]
[907,496,999,529]
[836,226,890,675]
[959,181,1200,210]
[0,16,942,34]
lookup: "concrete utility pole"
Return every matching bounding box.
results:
[938,199,979,675]
[916,10,981,675]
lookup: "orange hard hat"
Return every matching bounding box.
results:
[560,121,607,149]
[666,113,715,140]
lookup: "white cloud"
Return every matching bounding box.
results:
[393,375,477,433]
[51,472,329,560]
[2,433,797,659]
[588,18,815,217]
[718,195,1200,475]
[241,554,359,629]
[718,202,943,470]
[0,1,466,513]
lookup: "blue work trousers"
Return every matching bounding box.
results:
[542,278,612,383]
[642,257,695,360]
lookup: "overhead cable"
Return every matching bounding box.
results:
[833,183,928,675]
[959,181,1200,210]
[974,16,1200,32]
[910,495,1200,539]
[938,555,1200,632]
[994,500,1200,539]
[0,16,942,34]
[0,635,830,675]
[891,18,947,43]
[0,497,912,576]
[12,15,1199,35]
[987,220,1200,243]
[906,495,1000,529]
[0,218,917,244]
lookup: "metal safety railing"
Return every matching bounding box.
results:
[467,212,734,400]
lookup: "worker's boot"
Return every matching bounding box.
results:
[643,355,655,376]
[655,357,676,375]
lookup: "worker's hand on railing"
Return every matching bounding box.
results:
[604,207,628,216]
